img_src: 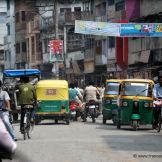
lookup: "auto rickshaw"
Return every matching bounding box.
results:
[3,69,41,121]
[35,80,70,124]
[102,79,122,124]
[117,79,154,130]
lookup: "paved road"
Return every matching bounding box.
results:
[4,117,162,162]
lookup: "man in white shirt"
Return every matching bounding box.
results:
[0,81,16,141]
[84,81,100,102]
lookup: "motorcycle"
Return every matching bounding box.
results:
[69,101,80,121]
[82,100,100,123]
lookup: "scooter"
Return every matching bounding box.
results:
[69,101,80,121]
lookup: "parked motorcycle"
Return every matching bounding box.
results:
[82,100,100,123]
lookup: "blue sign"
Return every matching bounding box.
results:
[120,24,162,37]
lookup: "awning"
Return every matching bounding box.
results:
[140,50,150,63]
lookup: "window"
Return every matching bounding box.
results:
[74,7,81,12]
[36,34,42,52]
[31,36,35,55]
[22,42,26,52]
[15,12,19,23]
[7,0,10,10]
[108,0,114,6]
[60,8,71,13]
[109,37,115,48]
[5,51,7,61]
[16,43,20,53]
[115,0,125,11]
[21,11,26,21]
[7,24,10,35]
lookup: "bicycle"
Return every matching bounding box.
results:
[22,105,34,140]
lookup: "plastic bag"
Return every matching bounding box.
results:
[0,118,17,159]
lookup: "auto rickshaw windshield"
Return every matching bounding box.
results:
[105,82,120,95]
[122,82,149,96]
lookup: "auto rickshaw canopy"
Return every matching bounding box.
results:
[3,69,41,77]
[36,80,69,101]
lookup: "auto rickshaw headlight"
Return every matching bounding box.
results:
[122,101,128,107]
[150,102,153,107]
[144,102,149,108]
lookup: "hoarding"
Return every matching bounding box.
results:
[49,40,64,62]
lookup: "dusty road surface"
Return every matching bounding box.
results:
[3,117,162,162]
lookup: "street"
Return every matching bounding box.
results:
[4,117,162,162]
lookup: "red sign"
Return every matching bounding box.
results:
[49,40,63,61]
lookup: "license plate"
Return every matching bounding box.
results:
[89,105,95,109]
[71,111,76,115]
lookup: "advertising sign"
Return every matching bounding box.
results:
[49,40,64,62]
[120,23,162,37]
[75,20,120,36]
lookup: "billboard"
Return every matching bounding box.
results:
[75,20,120,36]
[49,40,64,62]
[75,20,162,37]
[120,23,162,37]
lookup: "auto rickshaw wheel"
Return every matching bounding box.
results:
[103,118,106,124]
[35,117,41,125]
[132,120,138,131]
[65,119,70,125]
[117,121,121,129]
[55,119,58,124]
[13,113,18,121]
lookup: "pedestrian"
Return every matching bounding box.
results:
[0,81,16,141]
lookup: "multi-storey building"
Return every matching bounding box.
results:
[14,0,36,69]
[0,0,7,74]
[4,0,15,70]
[128,0,162,79]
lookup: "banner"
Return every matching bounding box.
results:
[120,23,162,37]
[75,20,120,36]
[75,20,162,37]
[49,40,64,62]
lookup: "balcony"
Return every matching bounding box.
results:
[84,48,94,61]
[95,15,107,22]
[95,54,107,65]
[59,11,93,25]
[26,16,40,35]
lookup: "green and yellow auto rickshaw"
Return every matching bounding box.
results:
[117,79,154,130]
[102,79,122,124]
[35,80,70,124]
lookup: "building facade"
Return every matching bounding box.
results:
[0,0,7,74]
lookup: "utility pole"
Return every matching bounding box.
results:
[52,0,59,79]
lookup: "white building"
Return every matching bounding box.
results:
[4,0,15,69]
[0,0,7,74]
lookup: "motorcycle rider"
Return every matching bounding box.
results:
[69,83,83,102]
[153,75,162,128]
[0,81,16,141]
[84,81,100,103]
